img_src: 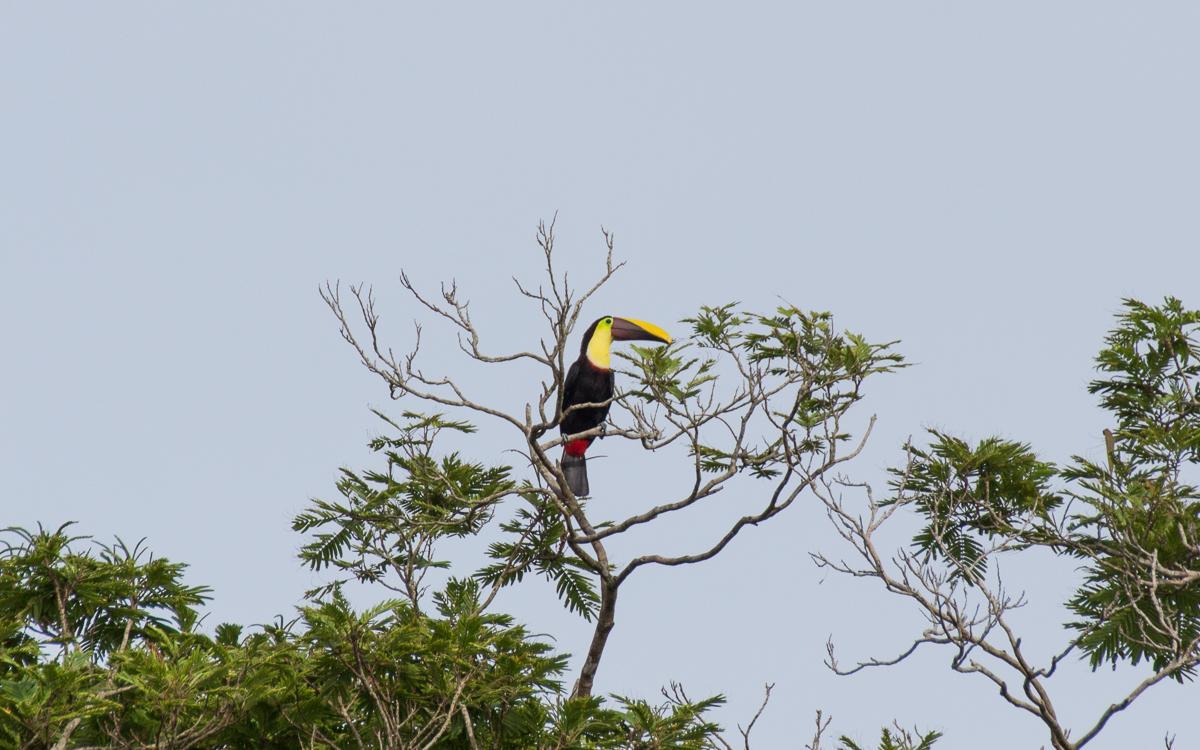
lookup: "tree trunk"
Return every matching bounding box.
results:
[573,578,618,698]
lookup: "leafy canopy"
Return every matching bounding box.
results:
[897,297,1200,677]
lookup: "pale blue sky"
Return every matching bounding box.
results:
[3,3,1198,747]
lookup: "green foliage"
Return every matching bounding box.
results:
[294,410,603,621]
[294,410,517,599]
[1063,298,1200,676]
[892,432,1061,583]
[897,297,1200,679]
[839,725,942,750]
[607,692,725,749]
[624,343,719,405]
[0,524,208,658]
[281,579,571,748]
[475,502,600,621]
[0,524,279,749]
[1088,297,1200,474]
[0,525,731,749]
[621,303,904,478]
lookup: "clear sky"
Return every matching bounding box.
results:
[3,3,1198,747]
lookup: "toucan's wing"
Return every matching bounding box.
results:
[561,359,582,415]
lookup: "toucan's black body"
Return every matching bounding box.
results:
[560,356,614,498]
[560,358,615,441]
[559,316,671,496]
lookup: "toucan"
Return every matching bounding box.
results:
[559,316,672,496]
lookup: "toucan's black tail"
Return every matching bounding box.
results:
[562,453,589,497]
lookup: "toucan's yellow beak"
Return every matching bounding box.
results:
[612,317,672,344]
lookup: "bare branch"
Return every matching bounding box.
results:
[738,683,774,750]
[805,710,833,750]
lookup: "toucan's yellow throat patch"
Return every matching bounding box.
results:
[586,319,614,369]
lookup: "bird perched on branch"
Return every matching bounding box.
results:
[559,315,672,496]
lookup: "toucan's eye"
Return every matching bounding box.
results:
[605,317,613,325]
